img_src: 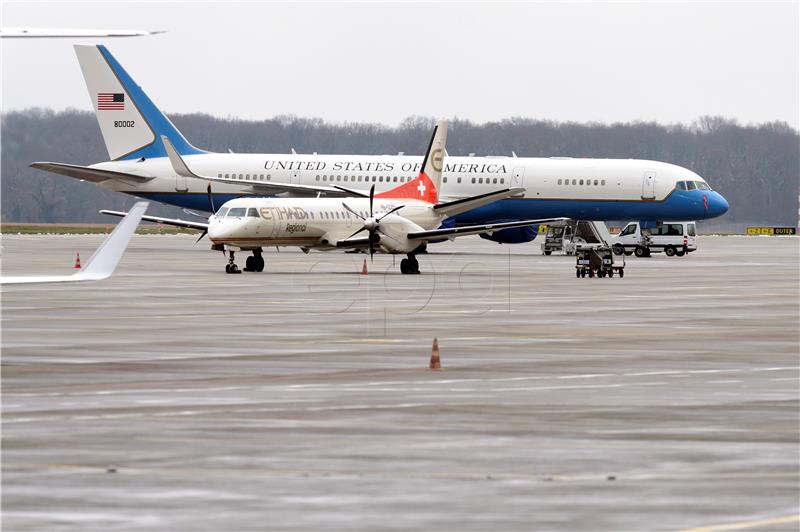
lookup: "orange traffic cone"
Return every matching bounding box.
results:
[361,259,368,275]
[73,252,81,269]
[429,338,441,370]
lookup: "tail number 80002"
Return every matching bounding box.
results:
[114,120,135,128]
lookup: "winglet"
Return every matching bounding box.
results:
[79,201,149,280]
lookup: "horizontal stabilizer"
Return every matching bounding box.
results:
[30,162,154,184]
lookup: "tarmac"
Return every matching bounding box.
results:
[2,234,799,531]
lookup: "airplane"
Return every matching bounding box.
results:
[0,28,164,38]
[102,122,564,274]
[31,45,729,247]
[1,202,148,285]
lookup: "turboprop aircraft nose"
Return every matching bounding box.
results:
[705,191,729,219]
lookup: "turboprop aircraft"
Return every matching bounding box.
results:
[102,122,563,274]
[31,45,729,248]
[1,202,147,285]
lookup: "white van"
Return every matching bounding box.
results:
[610,222,697,257]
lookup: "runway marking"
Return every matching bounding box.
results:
[770,377,800,381]
[705,380,742,384]
[681,514,800,532]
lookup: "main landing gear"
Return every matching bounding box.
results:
[399,254,420,275]
[244,249,265,272]
[225,249,265,274]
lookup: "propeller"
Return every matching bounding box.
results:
[342,185,403,262]
[195,183,217,243]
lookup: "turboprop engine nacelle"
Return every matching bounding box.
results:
[376,214,426,253]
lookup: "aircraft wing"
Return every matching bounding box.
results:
[31,162,155,184]
[335,237,372,249]
[408,218,569,242]
[433,188,525,218]
[0,28,165,38]
[2,202,148,285]
[100,210,208,231]
[161,135,357,198]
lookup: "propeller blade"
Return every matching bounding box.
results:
[369,184,375,218]
[377,204,404,222]
[369,230,375,262]
[347,226,367,240]
[207,183,216,213]
[342,202,365,220]
[195,229,208,243]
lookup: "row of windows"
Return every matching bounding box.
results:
[216,206,373,221]
[219,173,273,181]
[557,178,607,186]
[318,175,412,183]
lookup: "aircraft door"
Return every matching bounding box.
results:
[512,167,525,188]
[175,173,188,192]
[641,171,656,199]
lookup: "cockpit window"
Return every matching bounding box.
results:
[686,181,697,191]
[215,207,229,217]
[696,181,711,190]
[676,181,687,191]
[247,208,259,217]
[227,207,246,217]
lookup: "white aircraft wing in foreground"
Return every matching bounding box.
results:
[1,202,149,285]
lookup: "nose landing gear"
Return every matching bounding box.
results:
[225,250,241,274]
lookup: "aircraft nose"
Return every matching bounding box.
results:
[706,191,729,218]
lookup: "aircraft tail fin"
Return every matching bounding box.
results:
[74,45,204,161]
[376,118,447,204]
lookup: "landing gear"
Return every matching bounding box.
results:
[400,254,420,275]
[225,250,241,274]
[244,249,265,272]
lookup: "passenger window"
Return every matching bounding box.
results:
[472,178,476,184]
[217,173,222,178]
[579,179,584,185]
[601,180,606,186]
[500,178,504,184]
[225,174,230,178]
[493,178,498,184]
[267,175,272,180]
[239,174,243,179]
[457,177,462,183]
[558,179,562,185]
[572,179,577,185]
[247,208,259,217]
[594,180,598,185]
[686,181,697,190]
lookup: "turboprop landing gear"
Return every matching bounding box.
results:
[225,250,241,274]
[400,254,420,275]
[244,249,265,272]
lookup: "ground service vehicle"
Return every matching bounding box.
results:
[611,221,697,257]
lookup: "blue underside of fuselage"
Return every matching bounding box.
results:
[130,190,722,224]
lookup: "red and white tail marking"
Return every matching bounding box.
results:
[376,119,447,204]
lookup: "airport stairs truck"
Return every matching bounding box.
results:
[572,221,625,278]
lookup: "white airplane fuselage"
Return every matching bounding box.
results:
[209,196,436,252]
[92,153,729,223]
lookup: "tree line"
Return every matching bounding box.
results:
[2,109,797,230]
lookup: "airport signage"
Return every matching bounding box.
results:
[746,227,797,235]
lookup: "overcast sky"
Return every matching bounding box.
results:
[2,1,798,128]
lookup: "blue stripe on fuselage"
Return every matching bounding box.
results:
[128,189,724,222]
